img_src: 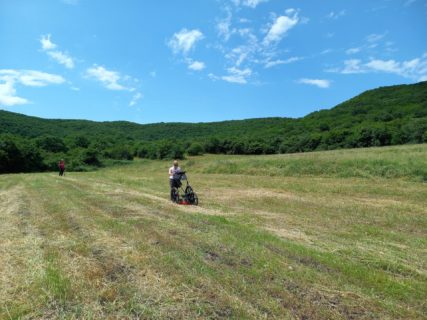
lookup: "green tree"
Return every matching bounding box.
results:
[187,143,204,156]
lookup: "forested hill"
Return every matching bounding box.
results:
[1,81,426,173]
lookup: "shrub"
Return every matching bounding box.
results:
[187,143,204,156]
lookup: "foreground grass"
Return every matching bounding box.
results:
[0,144,426,319]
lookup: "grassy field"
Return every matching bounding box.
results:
[1,144,426,319]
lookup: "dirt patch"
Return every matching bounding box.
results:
[205,251,220,262]
[280,279,377,320]
[90,246,134,282]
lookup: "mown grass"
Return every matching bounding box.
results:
[0,144,426,319]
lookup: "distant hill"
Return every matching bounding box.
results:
[1,81,426,173]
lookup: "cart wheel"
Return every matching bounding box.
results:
[187,192,198,205]
[185,186,193,194]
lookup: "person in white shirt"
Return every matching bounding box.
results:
[169,160,181,200]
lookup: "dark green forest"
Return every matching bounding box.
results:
[1,81,426,173]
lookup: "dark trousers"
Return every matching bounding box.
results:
[59,168,65,176]
[170,179,180,200]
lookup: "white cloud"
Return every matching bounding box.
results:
[338,59,364,74]
[40,34,57,50]
[232,0,268,8]
[188,61,206,71]
[264,56,302,68]
[0,69,65,106]
[168,29,204,55]
[47,51,75,69]
[40,34,75,69]
[263,11,299,45]
[221,67,252,84]
[19,70,65,87]
[345,47,361,55]
[0,80,29,106]
[217,8,235,41]
[321,49,333,55]
[366,33,386,43]
[298,78,331,88]
[129,92,143,106]
[365,59,401,73]
[242,0,268,8]
[330,53,427,81]
[327,10,346,19]
[85,65,128,90]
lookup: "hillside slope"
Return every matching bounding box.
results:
[1,81,426,173]
[1,81,426,141]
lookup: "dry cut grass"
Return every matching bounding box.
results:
[0,144,426,319]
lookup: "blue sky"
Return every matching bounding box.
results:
[1,0,426,123]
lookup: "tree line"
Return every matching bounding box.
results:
[1,81,426,173]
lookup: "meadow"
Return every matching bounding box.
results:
[1,144,426,319]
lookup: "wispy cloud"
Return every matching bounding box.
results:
[329,52,427,81]
[85,65,143,106]
[366,33,386,43]
[326,10,346,19]
[344,32,388,55]
[209,67,252,84]
[209,7,304,83]
[168,29,204,55]
[264,56,302,68]
[297,78,331,88]
[0,69,65,106]
[345,47,361,55]
[40,34,75,69]
[85,65,128,90]
[217,7,234,41]
[47,51,74,69]
[221,67,252,84]
[129,92,143,106]
[232,0,269,8]
[188,60,206,71]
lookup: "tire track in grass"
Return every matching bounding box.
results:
[33,175,258,318]
[25,174,214,319]
[18,173,424,319]
[54,175,394,320]
[50,175,266,318]
[0,185,46,319]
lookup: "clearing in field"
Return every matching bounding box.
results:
[0,144,426,319]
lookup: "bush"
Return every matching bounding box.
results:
[155,141,185,160]
[0,135,45,173]
[106,145,133,160]
[187,143,204,156]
